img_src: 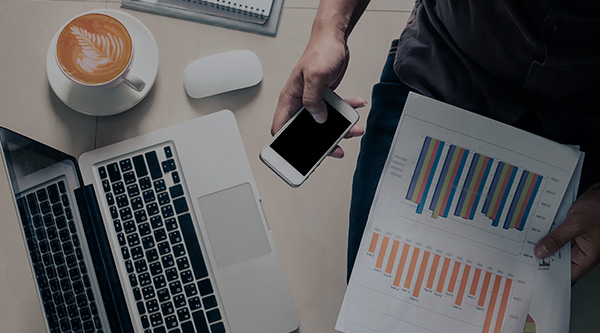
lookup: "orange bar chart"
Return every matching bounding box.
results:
[493,278,513,333]
[469,268,482,297]
[386,240,400,275]
[455,265,471,306]
[482,275,503,332]
[478,272,492,308]
[436,258,451,294]
[366,232,514,333]
[426,254,441,290]
[404,247,421,290]
[368,232,380,254]
[413,251,431,298]
[375,236,390,269]
[393,244,410,287]
[447,261,462,294]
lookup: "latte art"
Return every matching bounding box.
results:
[57,13,133,85]
[71,26,125,75]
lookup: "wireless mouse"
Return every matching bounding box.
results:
[184,49,263,99]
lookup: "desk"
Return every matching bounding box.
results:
[0,1,598,332]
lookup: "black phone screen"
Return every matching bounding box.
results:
[270,102,351,176]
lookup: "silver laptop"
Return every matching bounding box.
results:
[0,110,298,333]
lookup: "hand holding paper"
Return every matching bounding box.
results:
[535,182,600,282]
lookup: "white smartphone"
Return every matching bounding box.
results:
[260,88,360,187]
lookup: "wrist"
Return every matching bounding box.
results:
[311,0,370,41]
[311,0,363,42]
[311,16,349,43]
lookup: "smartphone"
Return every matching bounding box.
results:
[260,88,360,187]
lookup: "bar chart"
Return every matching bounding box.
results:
[338,94,579,333]
[367,231,514,333]
[407,137,544,232]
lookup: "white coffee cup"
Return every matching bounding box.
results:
[54,11,145,91]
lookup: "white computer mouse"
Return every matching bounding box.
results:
[184,49,263,99]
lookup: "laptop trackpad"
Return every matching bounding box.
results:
[197,183,271,268]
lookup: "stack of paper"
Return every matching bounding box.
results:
[336,93,582,333]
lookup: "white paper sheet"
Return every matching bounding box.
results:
[524,152,583,333]
[336,93,581,333]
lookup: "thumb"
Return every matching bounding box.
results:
[534,218,580,258]
[302,77,329,124]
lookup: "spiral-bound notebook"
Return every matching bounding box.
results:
[121,0,284,37]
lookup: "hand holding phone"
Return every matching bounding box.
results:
[260,89,360,187]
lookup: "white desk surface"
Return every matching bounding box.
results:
[1,1,598,332]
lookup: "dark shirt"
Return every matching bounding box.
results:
[394,0,600,191]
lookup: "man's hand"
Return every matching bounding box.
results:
[271,0,371,158]
[534,182,600,282]
[272,31,365,158]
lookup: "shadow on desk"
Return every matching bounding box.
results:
[186,83,262,116]
[47,80,159,149]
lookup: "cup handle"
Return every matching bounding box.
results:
[122,70,146,92]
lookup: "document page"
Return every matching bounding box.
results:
[525,153,582,333]
[336,93,581,333]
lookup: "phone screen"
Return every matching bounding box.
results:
[270,102,351,176]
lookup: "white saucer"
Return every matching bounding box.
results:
[46,9,159,116]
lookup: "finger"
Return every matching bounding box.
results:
[302,71,330,124]
[534,215,584,258]
[272,77,304,135]
[344,97,368,109]
[329,146,345,159]
[570,234,600,283]
[344,124,365,139]
[571,243,589,283]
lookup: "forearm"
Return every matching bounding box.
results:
[312,0,371,41]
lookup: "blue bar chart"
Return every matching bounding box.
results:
[407,137,543,232]
[406,137,445,214]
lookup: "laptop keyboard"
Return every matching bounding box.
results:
[16,179,104,333]
[98,144,226,333]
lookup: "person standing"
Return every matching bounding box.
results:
[272,0,600,283]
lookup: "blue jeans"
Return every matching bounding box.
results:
[348,40,410,280]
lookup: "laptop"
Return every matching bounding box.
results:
[0,110,298,333]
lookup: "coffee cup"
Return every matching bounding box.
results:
[55,12,145,91]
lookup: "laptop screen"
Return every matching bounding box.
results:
[0,127,81,196]
[0,127,133,333]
